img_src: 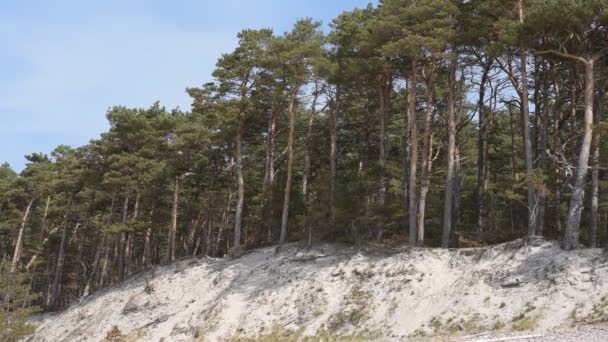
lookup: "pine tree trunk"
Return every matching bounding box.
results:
[417,70,434,246]
[564,60,596,250]
[167,176,179,262]
[40,195,51,238]
[408,57,418,247]
[233,114,245,257]
[553,73,564,236]
[442,52,458,248]
[476,59,491,235]
[49,193,73,311]
[590,73,603,247]
[451,144,462,248]
[402,79,410,233]
[127,191,139,273]
[302,85,320,201]
[329,86,339,230]
[509,103,519,233]
[303,85,320,247]
[118,195,129,281]
[83,234,105,297]
[11,198,34,273]
[216,187,231,256]
[519,51,538,237]
[516,0,537,237]
[378,73,391,241]
[263,103,276,243]
[142,208,153,266]
[278,88,299,250]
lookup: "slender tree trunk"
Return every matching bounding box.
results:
[302,85,320,201]
[442,52,458,248]
[303,85,320,247]
[142,207,153,266]
[49,193,73,311]
[402,79,410,233]
[263,103,276,243]
[534,60,549,237]
[553,73,564,236]
[279,88,299,250]
[127,191,139,273]
[216,188,231,257]
[520,52,537,237]
[571,68,579,134]
[451,144,462,248]
[40,195,51,238]
[329,86,339,230]
[167,176,179,262]
[417,69,435,246]
[11,198,34,273]
[408,57,418,247]
[476,59,491,235]
[517,0,538,237]
[233,114,245,257]
[590,72,603,247]
[98,236,111,288]
[564,60,596,250]
[118,195,129,281]
[508,104,519,233]
[83,234,105,297]
[378,73,391,241]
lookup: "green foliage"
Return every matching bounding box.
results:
[0,261,38,342]
[2,0,608,319]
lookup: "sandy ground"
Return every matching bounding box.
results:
[28,239,608,341]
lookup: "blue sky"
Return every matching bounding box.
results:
[0,0,375,171]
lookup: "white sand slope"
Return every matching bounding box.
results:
[29,239,608,341]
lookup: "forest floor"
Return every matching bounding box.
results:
[28,238,608,341]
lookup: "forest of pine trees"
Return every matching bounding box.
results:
[2,0,608,316]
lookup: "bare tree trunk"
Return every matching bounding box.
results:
[378,73,391,241]
[11,198,34,273]
[516,0,538,237]
[506,104,519,233]
[278,88,299,250]
[303,84,320,247]
[234,114,245,257]
[98,236,111,288]
[476,59,492,235]
[127,191,139,273]
[118,195,129,281]
[142,207,153,266]
[553,72,564,236]
[520,52,537,237]
[302,84,320,200]
[442,52,458,248]
[564,60,596,250]
[590,72,603,247]
[329,86,339,230]
[167,176,179,262]
[451,144,462,248]
[264,107,275,193]
[417,68,435,246]
[408,57,418,247]
[263,103,276,243]
[49,193,73,311]
[40,195,51,238]
[83,234,105,297]
[402,78,410,233]
[215,187,232,256]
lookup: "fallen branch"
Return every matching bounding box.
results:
[290,253,339,262]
